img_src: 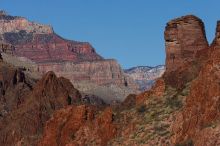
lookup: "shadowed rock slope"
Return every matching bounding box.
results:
[0,61,81,146]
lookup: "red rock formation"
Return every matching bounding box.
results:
[0,65,81,146]
[0,12,102,63]
[39,105,117,146]
[171,19,220,146]
[136,78,165,105]
[163,15,209,89]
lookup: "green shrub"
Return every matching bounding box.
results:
[165,96,183,109]
[175,139,194,146]
[137,105,147,113]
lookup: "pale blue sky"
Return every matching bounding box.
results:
[1,1,220,68]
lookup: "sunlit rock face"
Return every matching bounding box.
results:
[0,11,138,91]
[0,11,53,35]
[37,59,137,88]
[0,10,102,63]
[164,15,209,89]
[38,105,117,146]
[171,20,220,146]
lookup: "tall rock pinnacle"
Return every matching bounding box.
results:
[163,15,209,88]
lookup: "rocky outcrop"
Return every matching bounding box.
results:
[136,78,165,105]
[0,11,102,63]
[163,15,209,88]
[0,11,53,34]
[107,15,218,145]
[171,20,220,146]
[0,62,37,112]
[39,105,116,146]
[124,65,165,91]
[0,63,82,146]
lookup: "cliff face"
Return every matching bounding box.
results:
[0,11,53,35]
[37,59,135,87]
[0,11,102,63]
[105,15,220,146]
[0,11,137,92]
[164,15,209,88]
[171,19,220,146]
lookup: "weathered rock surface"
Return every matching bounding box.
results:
[171,20,220,146]
[37,59,136,88]
[163,15,209,88]
[109,15,220,146]
[39,105,116,146]
[0,63,81,146]
[0,11,53,35]
[136,78,165,105]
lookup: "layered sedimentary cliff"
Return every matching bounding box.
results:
[0,11,53,35]
[164,15,209,88]
[37,59,134,87]
[0,11,137,93]
[0,11,102,63]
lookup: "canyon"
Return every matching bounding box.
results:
[0,11,138,103]
[1,10,220,146]
[39,15,220,146]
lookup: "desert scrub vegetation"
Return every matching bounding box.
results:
[180,84,191,96]
[165,95,183,109]
[108,84,188,145]
[175,139,194,146]
[153,122,170,137]
[137,104,147,113]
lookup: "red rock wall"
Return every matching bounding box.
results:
[163,15,209,88]
[38,105,117,146]
[171,18,220,146]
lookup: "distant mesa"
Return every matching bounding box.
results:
[124,65,165,91]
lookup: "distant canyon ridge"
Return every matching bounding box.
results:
[0,10,163,102]
[124,65,165,91]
